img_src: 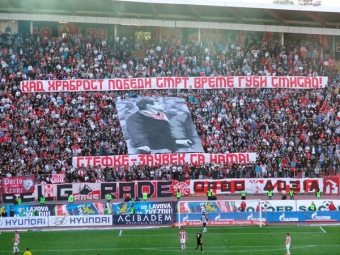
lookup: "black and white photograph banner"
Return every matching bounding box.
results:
[117,97,204,154]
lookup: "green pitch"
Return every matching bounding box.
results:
[1,225,340,255]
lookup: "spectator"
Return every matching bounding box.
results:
[309,201,316,211]
[124,195,131,202]
[328,201,336,211]
[1,208,7,217]
[240,201,246,212]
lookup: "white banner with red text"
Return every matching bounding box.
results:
[20,76,328,92]
[51,174,65,184]
[188,178,324,195]
[72,153,257,167]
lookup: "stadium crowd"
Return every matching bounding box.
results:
[0,30,339,184]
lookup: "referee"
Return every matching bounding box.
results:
[23,248,32,255]
[195,230,203,253]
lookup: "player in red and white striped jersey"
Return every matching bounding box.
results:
[286,233,291,255]
[12,231,20,253]
[178,228,188,251]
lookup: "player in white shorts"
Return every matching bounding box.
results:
[201,211,209,232]
[286,233,291,255]
[179,228,188,251]
[13,231,20,253]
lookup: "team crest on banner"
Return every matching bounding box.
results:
[246,179,264,194]
[171,180,190,196]
[116,97,204,154]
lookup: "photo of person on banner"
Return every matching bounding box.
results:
[117,97,203,154]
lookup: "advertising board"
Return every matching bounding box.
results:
[48,215,112,227]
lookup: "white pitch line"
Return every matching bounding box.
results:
[320,226,327,233]
[119,229,122,236]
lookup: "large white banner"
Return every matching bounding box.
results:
[189,178,324,194]
[245,200,340,212]
[0,216,48,229]
[48,215,112,227]
[72,153,257,167]
[20,76,327,92]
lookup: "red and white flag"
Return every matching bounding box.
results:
[43,184,54,198]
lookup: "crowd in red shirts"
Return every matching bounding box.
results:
[0,30,339,183]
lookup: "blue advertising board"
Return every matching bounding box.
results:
[177,212,273,223]
[271,212,304,222]
[175,211,340,223]
[112,202,173,215]
[305,211,338,221]
[3,204,55,217]
[2,202,107,217]
[240,212,273,222]
[177,212,241,222]
[113,214,173,225]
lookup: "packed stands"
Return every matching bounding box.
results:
[0,31,339,184]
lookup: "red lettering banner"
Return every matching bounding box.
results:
[1,176,35,194]
[189,178,324,195]
[72,153,257,167]
[20,76,328,92]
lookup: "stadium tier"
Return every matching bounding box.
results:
[0,0,339,188]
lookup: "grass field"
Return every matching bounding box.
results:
[1,225,340,255]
